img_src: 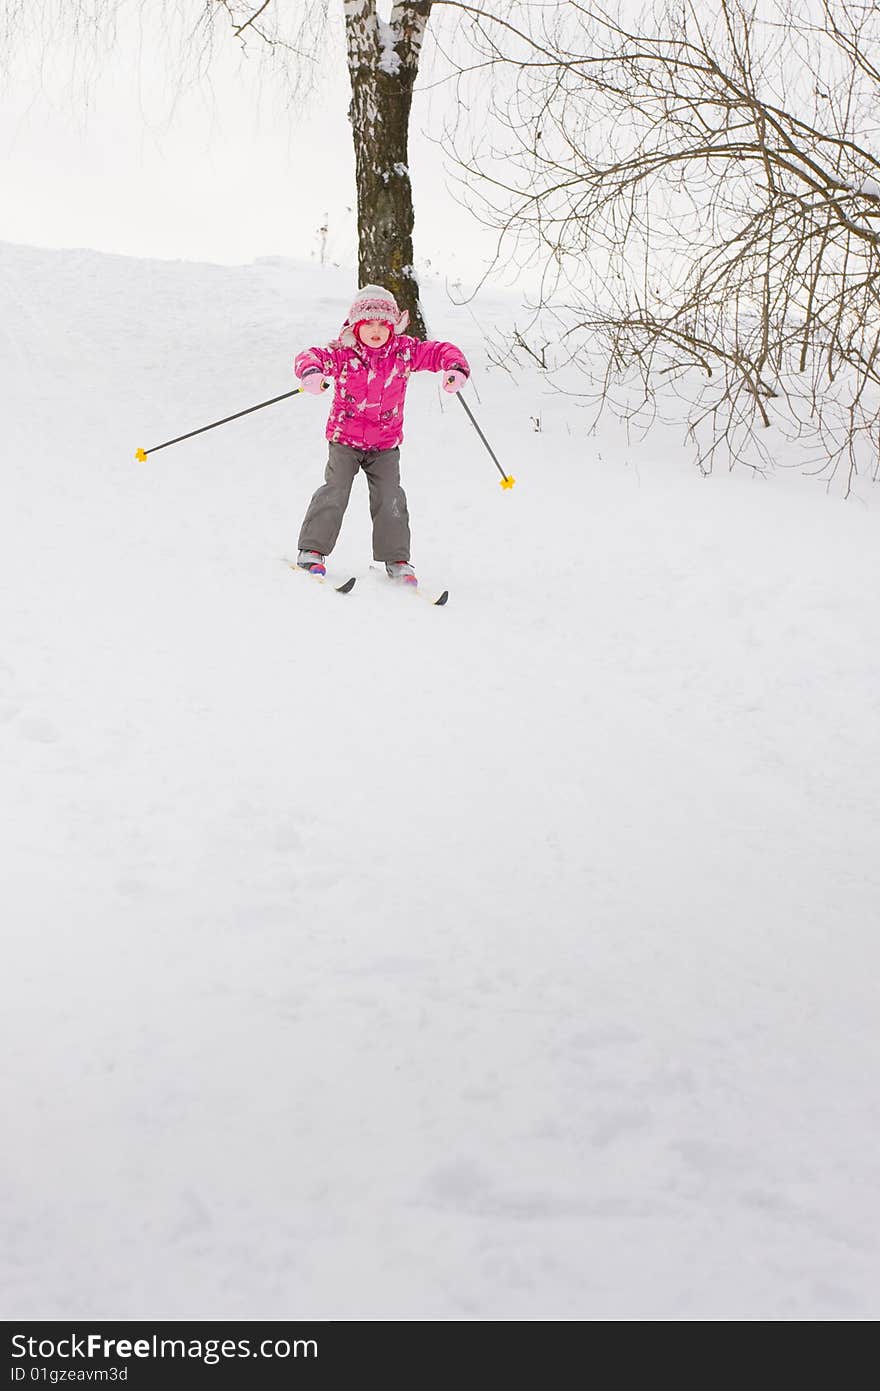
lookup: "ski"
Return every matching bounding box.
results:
[283,560,357,594]
[368,565,448,606]
[285,560,446,604]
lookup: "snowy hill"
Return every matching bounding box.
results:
[2,239,879,1320]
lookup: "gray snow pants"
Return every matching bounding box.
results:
[297,442,411,562]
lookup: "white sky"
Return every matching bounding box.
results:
[0,1,504,285]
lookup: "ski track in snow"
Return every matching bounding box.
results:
[1,241,879,1320]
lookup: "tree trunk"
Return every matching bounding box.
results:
[345,0,432,338]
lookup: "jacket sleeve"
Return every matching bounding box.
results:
[294,345,341,379]
[408,338,470,376]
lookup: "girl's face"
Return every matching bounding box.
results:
[357,319,392,348]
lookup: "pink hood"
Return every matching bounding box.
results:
[295,334,469,451]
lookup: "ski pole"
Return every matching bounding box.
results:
[454,391,516,489]
[134,383,325,461]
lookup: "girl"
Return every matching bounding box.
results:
[294,285,469,586]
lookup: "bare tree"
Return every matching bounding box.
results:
[446,0,880,492]
[1,0,463,337]
[344,1,433,334]
[212,1,436,334]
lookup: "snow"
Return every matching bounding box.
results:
[377,20,402,77]
[1,239,879,1321]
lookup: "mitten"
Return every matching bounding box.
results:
[300,370,329,396]
[442,368,468,394]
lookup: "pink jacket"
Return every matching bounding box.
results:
[295,335,469,451]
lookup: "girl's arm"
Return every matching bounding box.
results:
[294,345,342,380]
[408,338,470,376]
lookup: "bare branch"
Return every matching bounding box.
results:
[446,0,880,488]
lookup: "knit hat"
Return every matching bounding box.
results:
[336,284,410,347]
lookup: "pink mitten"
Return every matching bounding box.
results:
[442,369,467,394]
[300,371,328,396]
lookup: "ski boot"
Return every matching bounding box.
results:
[385,560,418,586]
[297,550,326,576]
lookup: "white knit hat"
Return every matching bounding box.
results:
[336,284,410,347]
